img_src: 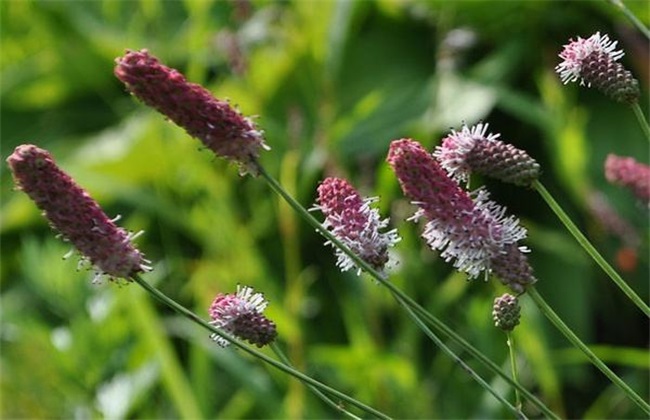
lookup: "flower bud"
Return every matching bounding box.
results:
[492,293,521,332]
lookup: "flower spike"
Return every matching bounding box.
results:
[387,139,536,292]
[555,32,639,104]
[7,145,151,281]
[604,154,650,206]
[208,285,277,348]
[114,49,269,175]
[314,177,400,274]
[434,123,540,187]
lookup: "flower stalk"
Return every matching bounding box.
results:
[533,180,650,317]
[131,274,391,420]
[253,160,558,418]
[527,287,650,414]
[605,0,650,40]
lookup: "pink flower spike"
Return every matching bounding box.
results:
[208,285,277,348]
[314,177,400,274]
[7,145,151,281]
[387,139,536,292]
[605,154,650,205]
[555,32,639,104]
[114,49,269,175]
[434,122,540,186]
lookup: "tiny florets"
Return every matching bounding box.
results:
[434,123,540,186]
[7,144,151,281]
[387,139,536,291]
[208,285,277,348]
[115,49,269,175]
[555,32,639,104]
[604,154,650,206]
[492,293,521,331]
[314,177,400,274]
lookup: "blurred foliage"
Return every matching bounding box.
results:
[1,0,648,418]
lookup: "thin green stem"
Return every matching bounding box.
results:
[533,180,650,317]
[393,293,524,418]
[528,287,650,414]
[255,161,559,419]
[507,331,523,412]
[605,0,650,40]
[631,102,650,142]
[270,343,361,420]
[406,295,559,419]
[131,274,391,420]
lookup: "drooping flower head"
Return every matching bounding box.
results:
[7,145,151,281]
[313,177,400,274]
[604,154,650,206]
[555,32,639,104]
[492,293,521,332]
[434,123,540,186]
[114,49,269,175]
[387,139,536,292]
[208,285,277,348]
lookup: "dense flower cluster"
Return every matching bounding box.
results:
[387,139,536,292]
[115,49,268,174]
[208,285,277,348]
[7,145,150,281]
[434,123,540,186]
[492,293,521,332]
[314,177,400,274]
[555,32,639,104]
[604,154,650,205]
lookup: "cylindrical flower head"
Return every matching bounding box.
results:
[208,285,277,348]
[490,243,536,293]
[7,145,150,281]
[556,32,639,104]
[434,123,540,186]
[314,177,401,274]
[114,49,269,175]
[387,139,536,291]
[492,293,521,331]
[605,154,650,205]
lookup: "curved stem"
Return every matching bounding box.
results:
[605,0,650,40]
[533,180,650,317]
[406,294,559,419]
[393,293,523,418]
[270,343,361,420]
[255,161,559,418]
[507,331,523,412]
[631,102,650,142]
[131,274,391,420]
[528,287,650,414]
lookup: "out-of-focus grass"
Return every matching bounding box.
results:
[1,0,648,418]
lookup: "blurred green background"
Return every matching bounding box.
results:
[1,0,648,418]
